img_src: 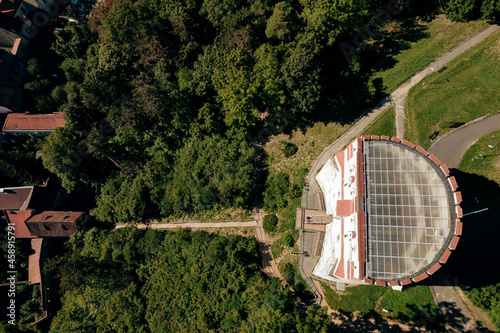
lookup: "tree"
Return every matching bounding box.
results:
[481,0,500,20]
[265,2,297,41]
[263,214,279,233]
[445,0,480,21]
[161,135,255,215]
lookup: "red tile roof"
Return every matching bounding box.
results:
[336,200,353,216]
[25,211,83,237]
[2,112,66,131]
[429,153,442,166]
[375,280,386,286]
[440,164,450,176]
[29,238,43,284]
[401,139,416,149]
[455,221,463,236]
[412,272,428,282]
[371,135,380,140]
[0,187,33,210]
[26,211,84,223]
[388,280,399,287]
[390,137,401,143]
[416,146,429,156]
[6,210,35,238]
[427,262,442,275]
[439,249,452,264]
[400,278,412,286]
[380,135,390,141]
[449,235,460,250]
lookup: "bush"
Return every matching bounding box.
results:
[263,214,278,233]
[280,141,298,158]
[281,262,295,285]
[282,233,295,247]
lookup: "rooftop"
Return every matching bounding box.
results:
[2,112,66,132]
[308,136,462,288]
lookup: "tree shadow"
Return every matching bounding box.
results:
[440,170,500,288]
[334,307,443,332]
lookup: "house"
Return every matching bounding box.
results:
[6,210,85,238]
[2,112,66,135]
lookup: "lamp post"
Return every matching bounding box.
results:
[423,68,436,86]
[475,145,496,158]
[463,208,489,216]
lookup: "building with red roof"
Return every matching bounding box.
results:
[297,136,462,290]
[6,210,84,238]
[2,112,66,135]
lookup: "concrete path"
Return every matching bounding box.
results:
[427,113,500,332]
[430,113,500,168]
[394,24,500,138]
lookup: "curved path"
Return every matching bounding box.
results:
[302,24,500,209]
[394,25,500,138]
[427,113,500,332]
[300,23,500,331]
[430,113,500,168]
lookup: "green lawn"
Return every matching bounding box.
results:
[405,31,500,149]
[321,283,385,313]
[379,285,438,320]
[460,130,500,185]
[362,106,396,137]
[371,15,488,94]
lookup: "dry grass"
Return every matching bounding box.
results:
[264,122,348,181]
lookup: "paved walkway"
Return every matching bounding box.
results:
[427,114,500,332]
[394,24,500,138]
[430,113,500,168]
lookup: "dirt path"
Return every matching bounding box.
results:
[394,24,500,138]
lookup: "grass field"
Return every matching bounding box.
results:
[460,130,500,185]
[371,15,488,94]
[405,31,500,149]
[321,283,385,313]
[362,106,396,137]
[379,285,438,320]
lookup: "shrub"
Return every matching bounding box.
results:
[282,233,295,247]
[263,214,278,233]
[281,262,295,285]
[280,141,298,158]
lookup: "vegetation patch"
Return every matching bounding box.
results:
[321,283,385,313]
[362,106,396,137]
[280,141,299,158]
[460,130,500,185]
[263,214,278,233]
[379,285,439,322]
[466,283,500,329]
[370,15,487,94]
[46,228,332,332]
[405,31,500,148]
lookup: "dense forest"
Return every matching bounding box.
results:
[25,0,431,221]
[1,0,493,222]
[38,228,332,332]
